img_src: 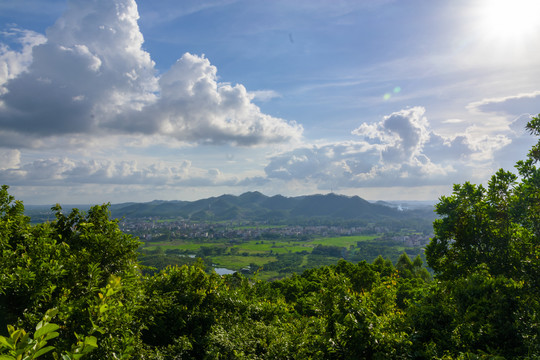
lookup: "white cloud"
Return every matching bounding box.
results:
[0,0,302,148]
[352,107,431,165]
[467,90,540,116]
[0,155,271,189]
[459,91,539,163]
[123,52,302,145]
[265,107,515,190]
[0,158,190,186]
[0,0,158,138]
[0,149,20,170]
[491,113,537,165]
[0,27,47,95]
[441,118,464,124]
[249,90,282,102]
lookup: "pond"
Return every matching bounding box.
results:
[213,267,236,275]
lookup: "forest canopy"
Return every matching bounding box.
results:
[1,115,540,359]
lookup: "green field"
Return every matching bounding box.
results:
[238,240,310,253]
[143,235,378,255]
[309,235,377,247]
[140,232,425,279]
[211,255,278,270]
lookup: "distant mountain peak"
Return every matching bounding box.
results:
[108,192,409,221]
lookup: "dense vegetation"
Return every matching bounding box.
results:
[1,116,540,359]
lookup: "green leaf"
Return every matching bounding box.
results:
[0,355,16,360]
[83,336,97,349]
[34,324,60,340]
[35,321,44,332]
[19,333,31,347]
[44,309,59,320]
[33,346,55,358]
[10,330,23,344]
[0,336,13,349]
[43,332,59,341]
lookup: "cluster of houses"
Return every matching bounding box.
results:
[119,217,388,242]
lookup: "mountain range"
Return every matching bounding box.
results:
[107,191,434,223]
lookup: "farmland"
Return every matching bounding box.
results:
[139,231,430,280]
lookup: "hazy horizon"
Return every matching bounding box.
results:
[23,191,438,207]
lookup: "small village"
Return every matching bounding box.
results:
[119,217,432,246]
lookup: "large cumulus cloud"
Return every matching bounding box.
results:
[0,0,302,147]
[265,107,514,189]
[122,53,302,145]
[0,0,157,138]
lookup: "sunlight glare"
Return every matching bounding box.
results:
[478,0,540,40]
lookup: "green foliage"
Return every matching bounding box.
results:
[0,309,59,360]
[419,115,540,358]
[0,188,143,358]
[138,252,198,276]
[0,277,138,360]
[409,269,533,358]
[141,262,224,356]
[426,115,540,285]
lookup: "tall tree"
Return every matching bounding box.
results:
[425,115,540,282]
[0,188,144,358]
[419,115,540,357]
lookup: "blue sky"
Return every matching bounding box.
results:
[1,0,539,204]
